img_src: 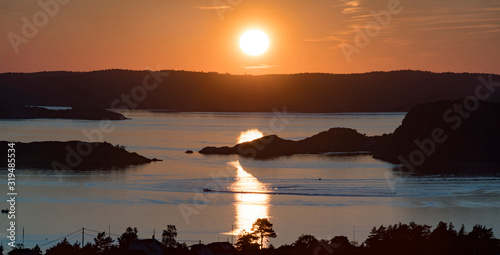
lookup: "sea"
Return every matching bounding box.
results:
[1,110,499,250]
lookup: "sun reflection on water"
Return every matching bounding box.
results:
[237,129,264,144]
[228,160,270,235]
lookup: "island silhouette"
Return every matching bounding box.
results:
[0,141,159,170]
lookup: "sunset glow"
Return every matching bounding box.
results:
[237,129,264,144]
[1,1,499,74]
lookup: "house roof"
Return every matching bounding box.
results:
[130,238,164,251]
[207,242,234,252]
[132,239,163,246]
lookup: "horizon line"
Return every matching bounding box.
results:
[1,68,499,76]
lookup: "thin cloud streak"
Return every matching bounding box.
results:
[332,0,364,15]
[303,36,348,43]
[383,38,417,46]
[414,24,500,31]
[195,6,231,10]
[241,64,277,70]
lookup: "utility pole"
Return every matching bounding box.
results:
[82,228,85,248]
[353,226,356,244]
[231,225,234,245]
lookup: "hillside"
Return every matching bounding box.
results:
[1,70,499,112]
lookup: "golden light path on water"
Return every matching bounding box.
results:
[228,160,269,235]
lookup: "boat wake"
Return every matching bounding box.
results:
[203,188,399,197]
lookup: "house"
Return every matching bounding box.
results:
[128,239,165,255]
[191,242,235,255]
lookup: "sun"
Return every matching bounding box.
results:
[240,29,269,56]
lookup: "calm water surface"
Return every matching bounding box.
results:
[0,111,499,249]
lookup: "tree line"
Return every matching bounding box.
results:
[12,220,499,255]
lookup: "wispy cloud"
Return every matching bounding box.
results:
[383,37,417,46]
[342,1,361,14]
[465,28,500,36]
[194,6,231,10]
[241,64,277,70]
[332,0,363,15]
[417,51,453,58]
[414,24,500,31]
[393,2,500,35]
[303,35,348,43]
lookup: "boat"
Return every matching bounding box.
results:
[203,188,212,192]
[1,209,8,214]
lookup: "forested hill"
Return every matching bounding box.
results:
[1,70,499,112]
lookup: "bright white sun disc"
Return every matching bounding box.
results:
[240,29,269,56]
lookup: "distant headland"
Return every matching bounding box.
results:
[1,70,499,112]
[0,104,127,120]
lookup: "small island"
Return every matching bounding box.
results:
[200,128,377,158]
[1,141,159,170]
[0,104,127,120]
[200,99,500,173]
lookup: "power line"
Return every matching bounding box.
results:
[38,229,82,247]
[65,232,83,242]
[84,228,103,234]
[84,232,98,238]
[35,226,202,249]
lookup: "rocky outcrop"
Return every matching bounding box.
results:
[1,141,157,169]
[200,128,376,158]
[372,99,500,172]
[0,104,127,120]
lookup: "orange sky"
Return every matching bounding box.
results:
[1,0,499,74]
